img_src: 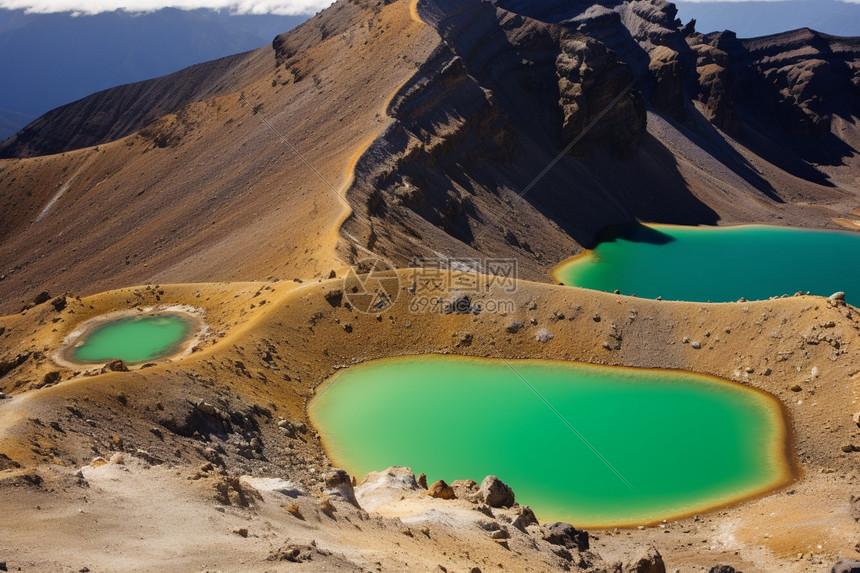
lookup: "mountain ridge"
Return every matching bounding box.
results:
[675,0,860,39]
[0,107,32,141]
[337,0,859,278]
[0,0,857,312]
[0,7,307,130]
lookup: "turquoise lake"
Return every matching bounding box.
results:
[309,355,791,527]
[71,313,194,364]
[553,224,860,304]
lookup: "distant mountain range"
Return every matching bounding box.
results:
[0,7,306,140]
[675,0,860,38]
[2,0,859,144]
[0,107,33,139]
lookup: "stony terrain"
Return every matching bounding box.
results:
[0,0,859,571]
[1,273,860,571]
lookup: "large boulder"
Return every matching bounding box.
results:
[51,296,67,312]
[354,466,419,512]
[451,479,480,501]
[42,371,60,386]
[427,479,456,500]
[33,291,51,305]
[535,328,554,343]
[625,546,666,573]
[478,475,515,508]
[323,468,358,506]
[323,288,343,307]
[541,522,589,551]
[103,359,129,373]
[511,505,539,530]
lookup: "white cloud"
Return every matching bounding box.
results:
[0,0,333,15]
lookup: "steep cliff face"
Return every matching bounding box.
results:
[691,29,860,139]
[690,33,738,133]
[648,44,685,119]
[364,46,518,247]
[338,0,859,276]
[340,0,721,277]
[495,0,696,121]
[556,34,645,158]
[686,28,860,186]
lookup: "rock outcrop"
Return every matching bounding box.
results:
[427,479,456,499]
[323,468,359,506]
[0,52,257,158]
[342,0,860,279]
[556,34,646,158]
[541,521,590,552]
[103,359,129,373]
[689,28,860,152]
[354,466,420,511]
[478,475,515,508]
[648,46,685,120]
[625,546,667,573]
[343,0,722,278]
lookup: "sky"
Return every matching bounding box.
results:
[0,0,858,15]
[0,0,333,14]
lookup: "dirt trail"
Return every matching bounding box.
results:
[326,0,428,267]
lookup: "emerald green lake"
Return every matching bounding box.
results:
[309,355,790,527]
[71,314,194,364]
[553,224,860,304]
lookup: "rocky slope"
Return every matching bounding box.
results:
[0,0,857,311]
[341,0,860,277]
[1,272,859,571]
[0,0,437,315]
[0,50,265,158]
[690,28,860,185]
[0,8,306,128]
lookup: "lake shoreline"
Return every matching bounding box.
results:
[552,223,860,303]
[310,353,798,529]
[53,305,208,369]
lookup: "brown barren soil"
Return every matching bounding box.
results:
[1,273,859,571]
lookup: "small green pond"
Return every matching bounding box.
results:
[309,355,790,527]
[553,224,860,304]
[71,313,194,364]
